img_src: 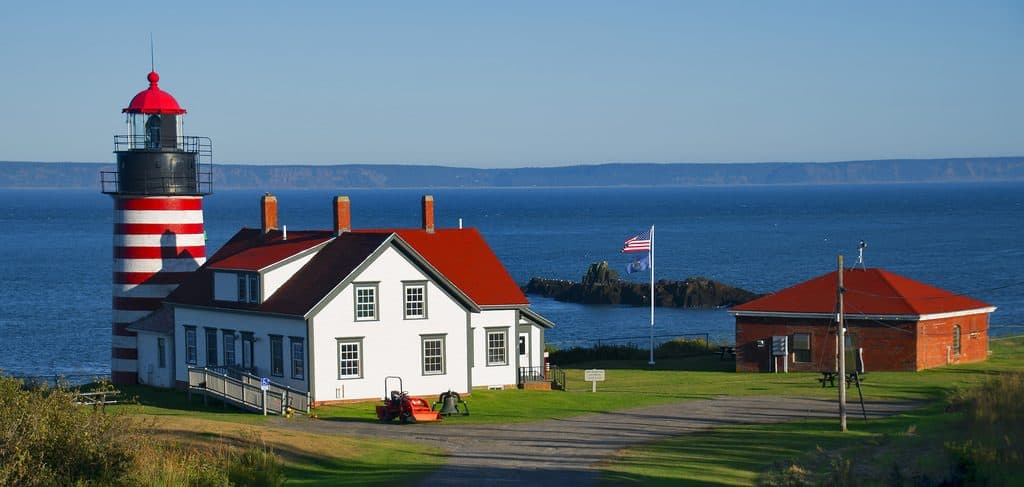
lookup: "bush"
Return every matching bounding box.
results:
[550,337,711,364]
[0,376,284,486]
[0,377,137,486]
[944,372,1024,485]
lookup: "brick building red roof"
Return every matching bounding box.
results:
[731,268,993,318]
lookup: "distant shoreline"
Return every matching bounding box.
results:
[1,157,1022,189]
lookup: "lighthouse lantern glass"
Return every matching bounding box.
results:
[125,113,185,150]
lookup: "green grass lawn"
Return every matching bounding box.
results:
[107,337,1024,485]
[597,336,1024,486]
[313,337,1024,424]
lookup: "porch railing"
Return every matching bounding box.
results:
[517,365,566,390]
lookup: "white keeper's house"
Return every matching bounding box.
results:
[146,194,553,403]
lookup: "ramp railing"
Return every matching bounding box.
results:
[187,366,288,415]
[207,366,310,414]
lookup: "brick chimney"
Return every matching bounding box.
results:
[261,193,278,234]
[422,195,435,233]
[334,196,351,235]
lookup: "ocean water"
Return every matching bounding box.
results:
[1,182,1022,377]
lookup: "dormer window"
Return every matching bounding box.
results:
[237,272,260,304]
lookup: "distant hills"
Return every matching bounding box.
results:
[1,157,1022,189]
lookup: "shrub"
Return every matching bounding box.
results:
[0,377,138,486]
[550,337,711,364]
[0,376,284,486]
[944,372,1024,485]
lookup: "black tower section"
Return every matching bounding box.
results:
[103,114,212,196]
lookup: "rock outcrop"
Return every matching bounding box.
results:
[523,261,761,309]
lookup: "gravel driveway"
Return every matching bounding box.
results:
[271,396,915,486]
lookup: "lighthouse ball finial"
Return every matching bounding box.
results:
[147,71,160,85]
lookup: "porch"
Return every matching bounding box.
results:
[517,365,565,391]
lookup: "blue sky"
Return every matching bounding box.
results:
[1,1,1020,167]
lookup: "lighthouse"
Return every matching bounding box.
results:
[102,71,212,385]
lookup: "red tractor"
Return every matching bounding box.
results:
[375,376,442,423]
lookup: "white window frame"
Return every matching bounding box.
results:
[291,337,305,380]
[354,283,378,321]
[404,282,427,320]
[422,335,446,376]
[486,329,508,366]
[337,338,363,379]
[237,272,260,304]
[222,330,236,366]
[205,327,218,366]
[269,335,284,377]
[184,326,197,365]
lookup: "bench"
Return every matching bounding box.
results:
[718,346,736,360]
[818,372,865,388]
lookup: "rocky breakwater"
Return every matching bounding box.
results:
[523,261,762,308]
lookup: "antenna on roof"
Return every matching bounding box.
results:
[149,33,155,72]
[856,240,867,270]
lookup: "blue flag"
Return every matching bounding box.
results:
[625,253,650,274]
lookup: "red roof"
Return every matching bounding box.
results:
[208,229,333,271]
[123,71,186,115]
[389,229,528,306]
[168,226,528,315]
[731,268,993,317]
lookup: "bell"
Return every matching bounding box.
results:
[439,391,461,415]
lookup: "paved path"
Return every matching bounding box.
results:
[271,396,916,486]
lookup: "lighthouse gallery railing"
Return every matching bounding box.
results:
[101,136,213,195]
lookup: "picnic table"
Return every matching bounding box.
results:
[818,371,865,388]
[75,390,121,410]
[718,346,736,360]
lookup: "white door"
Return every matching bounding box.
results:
[518,333,530,368]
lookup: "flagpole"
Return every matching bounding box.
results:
[649,224,655,366]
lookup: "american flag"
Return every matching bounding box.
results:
[622,229,651,253]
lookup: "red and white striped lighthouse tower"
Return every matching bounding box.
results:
[102,71,212,385]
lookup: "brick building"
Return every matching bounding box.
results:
[730,268,995,372]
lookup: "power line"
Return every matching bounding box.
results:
[841,279,1024,301]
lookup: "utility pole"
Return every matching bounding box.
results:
[837,255,847,432]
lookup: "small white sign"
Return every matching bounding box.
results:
[584,369,606,382]
[260,377,270,391]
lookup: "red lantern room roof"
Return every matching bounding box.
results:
[123,71,186,115]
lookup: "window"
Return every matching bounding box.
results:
[487,329,508,366]
[291,337,305,380]
[269,335,284,377]
[953,325,962,355]
[354,284,377,321]
[792,333,811,363]
[184,326,197,365]
[422,335,445,375]
[157,337,167,368]
[237,272,260,304]
[519,335,527,356]
[338,339,362,379]
[223,330,236,366]
[205,328,218,366]
[404,283,427,319]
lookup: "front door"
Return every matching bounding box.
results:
[518,333,530,368]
